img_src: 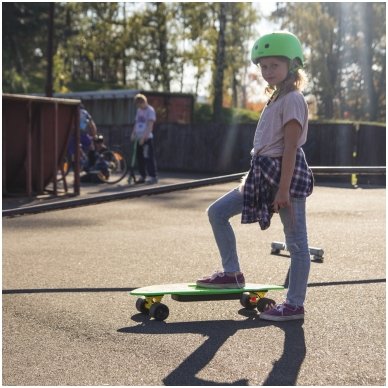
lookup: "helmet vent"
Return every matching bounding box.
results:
[265,43,270,48]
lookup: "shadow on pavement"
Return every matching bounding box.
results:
[118,312,305,386]
[3,277,384,295]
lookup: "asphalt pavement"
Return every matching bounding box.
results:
[2,177,386,386]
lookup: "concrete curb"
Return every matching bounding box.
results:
[3,167,384,217]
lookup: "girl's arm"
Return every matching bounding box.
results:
[272,119,301,212]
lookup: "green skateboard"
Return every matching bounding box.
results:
[130,283,284,321]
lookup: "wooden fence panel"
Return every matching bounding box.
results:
[356,124,386,185]
[99,121,384,185]
[2,94,79,196]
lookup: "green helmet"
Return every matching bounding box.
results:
[251,31,304,66]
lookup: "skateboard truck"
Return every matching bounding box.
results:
[136,296,170,321]
[270,241,324,262]
[135,291,276,321]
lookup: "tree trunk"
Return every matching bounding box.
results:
[232,73,238,108]
[361,3,379,120]
[45,3,55,97]
[212,3,227,123]
[156,3,170,92]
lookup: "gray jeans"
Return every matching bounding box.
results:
[207,188,310,307]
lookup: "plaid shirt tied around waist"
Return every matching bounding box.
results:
[241,148,314,230]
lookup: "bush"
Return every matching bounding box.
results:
[194,103,260,124]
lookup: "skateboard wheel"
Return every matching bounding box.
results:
[149,303,169,321]
[136,298,149,314]
[257,298,276,313]
[240,294,257,310]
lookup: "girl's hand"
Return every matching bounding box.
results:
[272,189,290,213]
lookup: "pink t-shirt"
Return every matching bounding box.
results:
[253,91,308,157]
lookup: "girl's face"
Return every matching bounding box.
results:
[135,99,147,109]
[259,57,289,87]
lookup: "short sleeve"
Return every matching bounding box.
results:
[281,92,308,129]
[147,107,156,122]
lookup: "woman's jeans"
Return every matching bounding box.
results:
[207,188,310,307]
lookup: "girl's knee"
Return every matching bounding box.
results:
[207,201,230,225]
[207,189,242,224]
[207,203,220,223]
[287,241,305,254]
[286,238,310,260]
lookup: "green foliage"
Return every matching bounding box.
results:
[194,103,259,124]
[66,80,128,92]
[2,2,50,93]
[274,2,386,121]
[2,2,385,122]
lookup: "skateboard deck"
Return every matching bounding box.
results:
[131,283,284,321]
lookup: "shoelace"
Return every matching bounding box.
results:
[234,272,244,288]
[210,271,243,288]
[274,304,286,313]
[206,270,244,288]
[273,303,304,314]
[210,270,225,280]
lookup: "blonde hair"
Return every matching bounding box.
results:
[264,57,307,98]
[134,93,147,103]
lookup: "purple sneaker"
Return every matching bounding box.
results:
[259,302,304,321]
[196,271,245,289]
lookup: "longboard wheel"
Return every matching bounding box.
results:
[240,294,257,310]
[257,298,276,313]
[149,302,169,321]
[135,298,149,314]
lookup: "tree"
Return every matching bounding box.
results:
[3,2,52,92]
[224,3,258,108]
[5,2,384,122]
[141,2,175,92]
[3,2,260,113]
[176,2,259,113]
[345,3,386,121]
[45,2,55,97]
[178,3,214,97]
[212,2,228,122]
[273,2,386,121]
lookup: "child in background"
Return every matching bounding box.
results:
[196,31,314,321]
[129,94,158,185]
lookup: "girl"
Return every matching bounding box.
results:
[196,31,314,321]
